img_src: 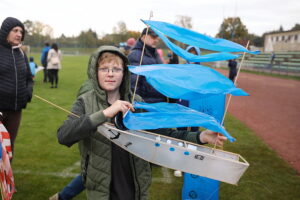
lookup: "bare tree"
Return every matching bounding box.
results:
[23,20,53,37]
[113,21,127,34]
[175,15,193,29]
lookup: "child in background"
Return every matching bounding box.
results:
[29,57,38,78]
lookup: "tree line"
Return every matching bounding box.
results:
[23,16,300,49]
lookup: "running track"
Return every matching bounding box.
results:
[218,69,300,173]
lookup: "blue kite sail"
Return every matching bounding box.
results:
[123,102,235,142]
[129,64,248,100]
[123,20,254,143]
[141,23,240,62]
[142,20,260,55]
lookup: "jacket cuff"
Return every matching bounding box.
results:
[89,111,106,128]
[185,132,201,144]
[197,131,208,145]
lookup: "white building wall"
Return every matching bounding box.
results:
[264,30,300,52]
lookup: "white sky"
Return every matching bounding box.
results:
[1,0,299,38]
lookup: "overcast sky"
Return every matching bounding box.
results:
[1,0,299,38]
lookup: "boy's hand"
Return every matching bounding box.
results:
[199,130,227,147]
[103,100,135,118]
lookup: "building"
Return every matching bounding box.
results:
[264,30,300,52]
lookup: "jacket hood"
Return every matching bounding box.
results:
[185,46,201,64]
[0,17,25,46]
[87,45,131,102]
[186,46,201,55]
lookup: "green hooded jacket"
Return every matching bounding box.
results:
[57,45,202,200]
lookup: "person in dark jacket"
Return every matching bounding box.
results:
[167,50,179,64]
[228,59,237,82]
[128,28,167,103]
[0,17,33,157]
[55,46,226,200]
[41,42,50,82]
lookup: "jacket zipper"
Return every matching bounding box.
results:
[11,49,18,110]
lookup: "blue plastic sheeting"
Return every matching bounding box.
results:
[182,95,224,200]
[182,174,220,200]
[189,94,226,124]
[129,64,248,100]
[142,20,260,54]
[123,102,235,142]
[144,22,240,62]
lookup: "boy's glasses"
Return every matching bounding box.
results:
[98,67,123,74]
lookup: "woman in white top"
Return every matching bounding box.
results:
[47,43,62,88]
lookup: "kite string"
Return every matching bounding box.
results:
[212,40,250,150]
[131,11,153,103]
[34,95,80,118]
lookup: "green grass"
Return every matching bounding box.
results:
[10,54,300,199]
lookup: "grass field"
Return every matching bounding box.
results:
[10,54,300,199]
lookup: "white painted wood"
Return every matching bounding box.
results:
[97,123,249,185]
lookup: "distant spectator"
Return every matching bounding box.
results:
[270,51,276,65]
[228,59,237,82]
[47,43,62,88]
[128,27,167,103]
[167,50,179,64]
[157,48,167,64]
[124,37,136,56]
[186,46,201,64]
[29,57,38,78]
[41,42,50,82]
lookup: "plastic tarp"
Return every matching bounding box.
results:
[142,22,240,62]
[123,102,235,142]
[129,64,248,100]
[142,20,260,54]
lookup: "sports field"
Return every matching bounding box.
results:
[11,54,300,199]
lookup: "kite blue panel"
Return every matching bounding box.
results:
[182,174,220,200]
[189,95,226,124]
[182,95,225,200]
[144,24,240,62]
[142,20,260,54]
[124,102,235,142]
[129,64,248,100]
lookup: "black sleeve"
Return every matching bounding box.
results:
[128,50,142,66]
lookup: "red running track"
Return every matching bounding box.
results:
[218,69,300,173]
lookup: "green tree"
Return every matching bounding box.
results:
[290,23,300,31]
[279,25,284,32]
[216,17,248,42]
[248,33,264,47]
[78,29,99,48]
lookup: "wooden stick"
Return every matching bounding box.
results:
[131,11,154,103]
[221,40,250,125]
[34,95,80,118]
[213,40,250,150]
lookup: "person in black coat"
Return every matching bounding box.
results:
[167,50,179,64]
[0,17,33,157]
[128,28,167,103]
[228,59,238,82]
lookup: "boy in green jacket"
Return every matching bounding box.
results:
[57,45,226,200]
